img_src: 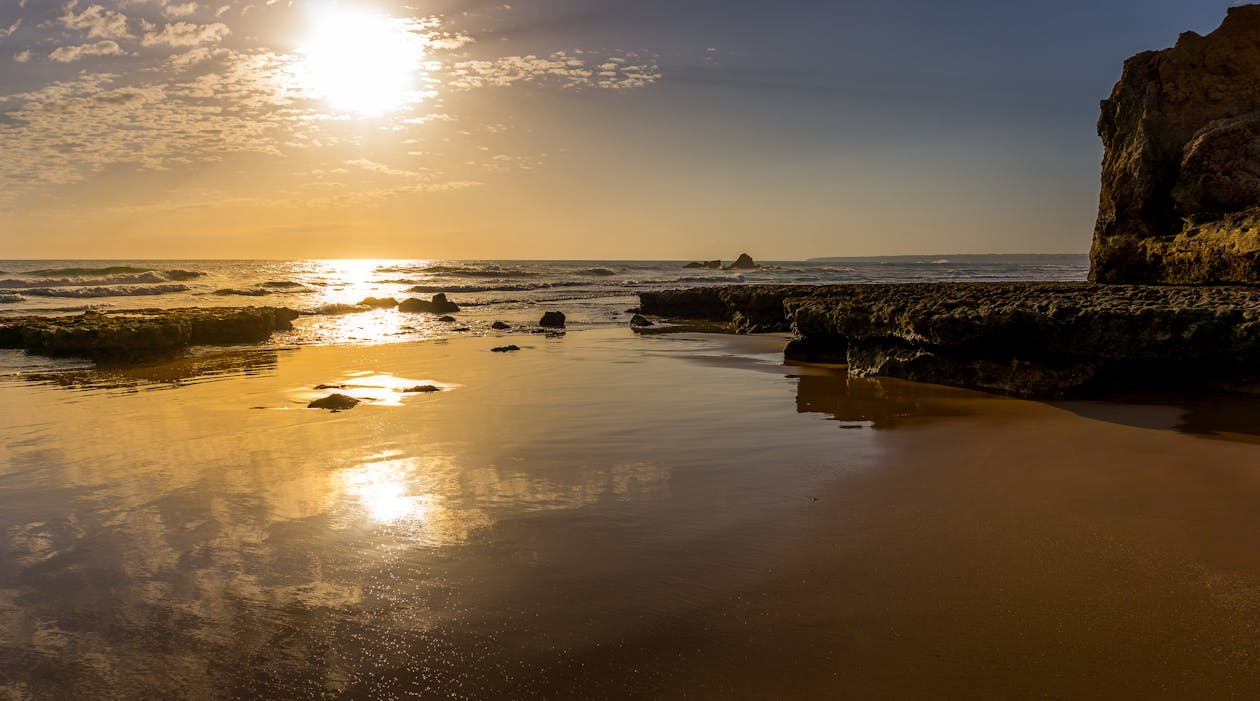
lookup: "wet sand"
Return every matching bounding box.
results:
[1,330,1259,698]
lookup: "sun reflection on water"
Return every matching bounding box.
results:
[342,456,434,524]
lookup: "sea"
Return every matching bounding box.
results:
[0,254,1087,366]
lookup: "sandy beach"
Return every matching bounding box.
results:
[1,328,1258,699]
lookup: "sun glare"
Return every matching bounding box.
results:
[294,5,426,116]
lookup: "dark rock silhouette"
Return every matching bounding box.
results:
[640,283,1260,397]
[491,321,510,330]
[1091,5,1260,284]
[400,385,441,393]
[0,307,300,362]
[399,293,460,314]
[539,311,566,328]
[438,315,457,322]
[726,253,758,270]
[308,394,360,410]
[491,345,521,352]
[683,260,722,269]
[629,314,654,327]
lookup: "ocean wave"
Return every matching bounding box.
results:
[0,269,205,288]
[674,275,746,283]
[0,293,24,303]
[9,284,190,298]
[380,264,539,278]
[262,280,306,289]
[405,282,589,293]
[578,267,617,276]
[213,288,274,296]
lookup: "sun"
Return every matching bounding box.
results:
[293,5,426,116]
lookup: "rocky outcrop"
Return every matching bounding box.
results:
[726,253,758,270]
[640,284,1260,397]
[308,394,360,410]
[640,286,803,333]
[399,293,460,314]
[1091,5,1260,284]
[683,260,722,269]
[0,307,300,362]
[358,296,398,308]
[539,311,566,328]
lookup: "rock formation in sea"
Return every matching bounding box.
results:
[0,307,300,362]
[1090,4,1260,284]
[308,394,360,410]
[683,260,722,269]
[399,293,460,314]
[539,311,566,328]
[640,284,1260,398]
[726,253,758,270]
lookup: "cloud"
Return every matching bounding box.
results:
[61,5,133,40]
[49,40,127,63]
[447,51,659,90]
[141,21,230,47]
[14,50,31,63]
[165,2,199,18]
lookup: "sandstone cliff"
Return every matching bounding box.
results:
[1091,4,1260,284]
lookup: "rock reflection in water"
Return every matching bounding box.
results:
[15,348,284,392]
[793,366,999,429]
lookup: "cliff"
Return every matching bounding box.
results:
[1091,4,1260,284]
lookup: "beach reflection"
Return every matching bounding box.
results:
[793,367,999,428]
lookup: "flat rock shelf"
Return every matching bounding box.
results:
[640,283,1260,398]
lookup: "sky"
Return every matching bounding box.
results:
[0,0,1245,259]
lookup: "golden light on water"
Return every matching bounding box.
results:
[343,456,434,524]
[293,6,428,116]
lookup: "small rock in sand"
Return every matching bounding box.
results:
[491,345,521,353]
[308,394,360,410]
[539,311,566,328]
[630,314,654,327]
[491,321,510,330]
[400,385,441,393]
[438,315,457,322]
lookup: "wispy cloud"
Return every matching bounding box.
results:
[448,51,659,90]
[141,21,230,47]
[49,40,128,63]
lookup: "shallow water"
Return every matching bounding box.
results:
[2,329,1259,699]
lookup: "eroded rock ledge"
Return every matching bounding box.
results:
[0,307,300,361]
[640,284,1260,397]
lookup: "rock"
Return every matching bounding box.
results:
[683,260,722,269]
[1091,5,1260,284]
[399,293,461,314]
[401,385,440,393]
[491,345,521,352]
[451,327,470,332]
[314,383,348,390]
[438,315,457,322]
[308,393,360,410]
[491,321,510,329]
[0,307,300,362]
[726,253,758,270]
[640,283,1260,398]
[625,307,640,314]
[358,296,398,308]
[539,311,566,328]
[630,314,654,327]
